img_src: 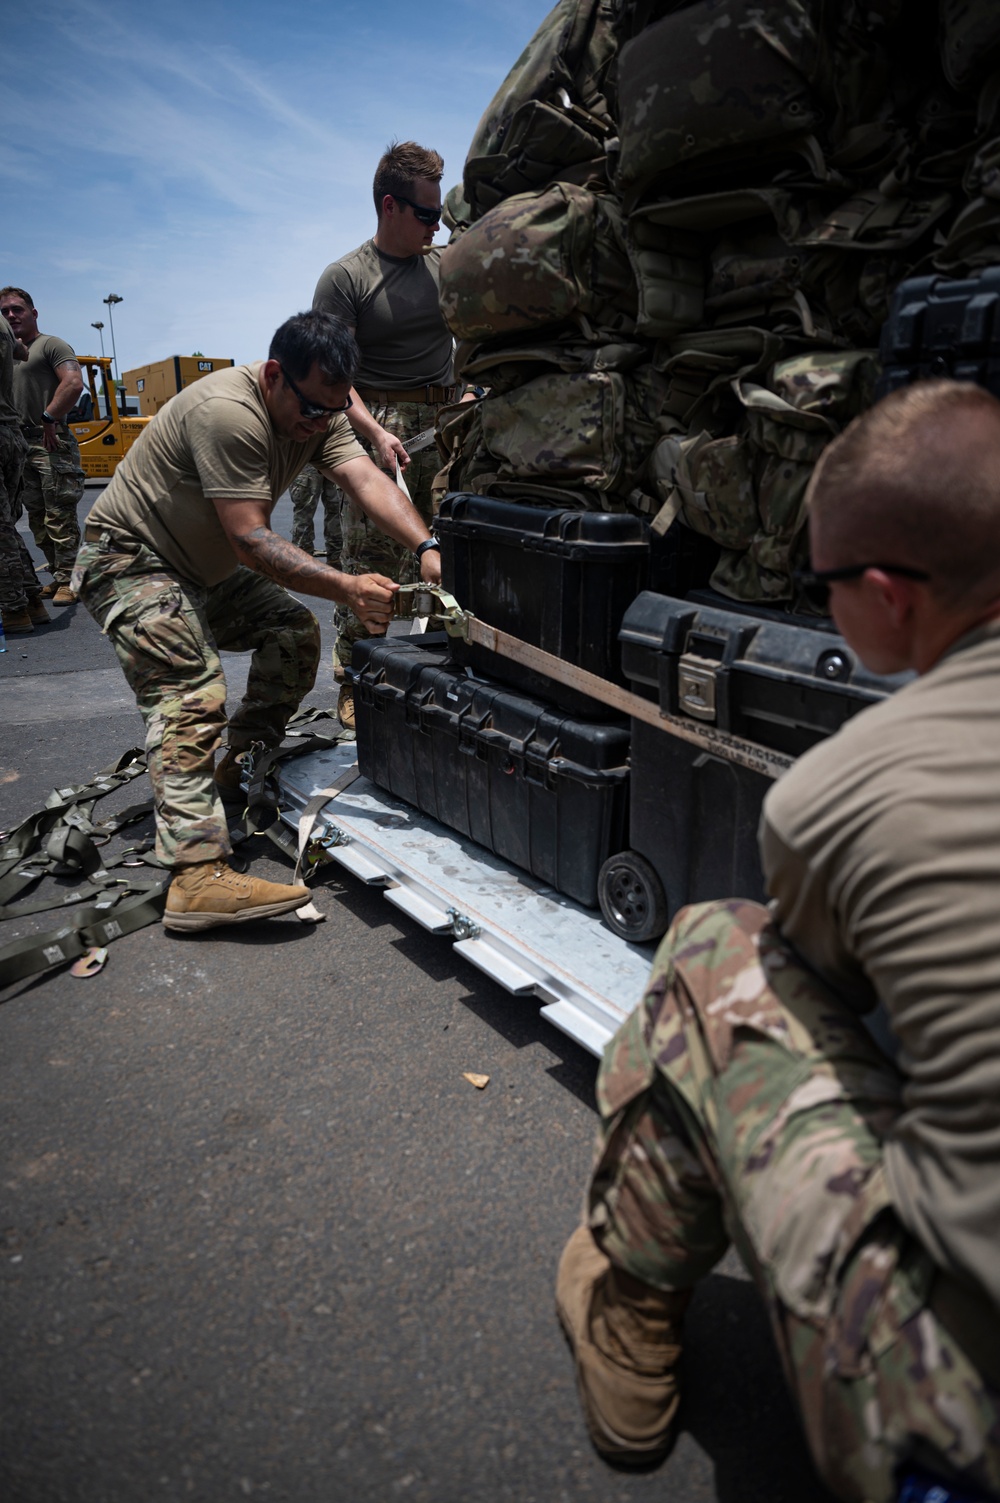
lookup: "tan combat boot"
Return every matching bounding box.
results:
[337,681,355,732]
[2,606,34,634]
[26,595,51,624]
[163,860,312,931]
[556,1224,690,1467]
[52,584,77,606]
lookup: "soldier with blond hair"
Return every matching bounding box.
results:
[312,140,459,727]
[558,380,1000,1502]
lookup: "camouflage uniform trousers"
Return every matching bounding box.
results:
[0,423,38,611]
[334,399,441,675]
[21,426,85,584]
[74,535,320,868]
[587,899,1000,1502]
[289,462,344,559]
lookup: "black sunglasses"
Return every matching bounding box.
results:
[279,365,353,421]
[794,562,931,612]
[392,193,442,226]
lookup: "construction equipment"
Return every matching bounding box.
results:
[69,355,150,479]
[123,355,234,417]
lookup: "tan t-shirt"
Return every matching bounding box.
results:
[312,240,453,389]
[761,619,1000,1308]
[0,315,19,426]
[88,362,365,586]
[12,332,77,426]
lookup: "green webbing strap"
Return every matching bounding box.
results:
[239,716,355,863]
[0,749,166,989]
[0,747,147,865]
[0,794,155,912]
[0,843,160,921]
[0,880,169,986]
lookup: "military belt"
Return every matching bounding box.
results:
[83,524,142,551]
[356,384,460,406]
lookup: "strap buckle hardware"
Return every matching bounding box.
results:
[391,584,470,638]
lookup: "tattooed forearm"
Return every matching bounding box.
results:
[236,525,340,598]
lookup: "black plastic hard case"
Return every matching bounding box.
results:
[616,593,905,929]
[435,493,651,715]
[877,268,1000,398]
[353,636,631,908]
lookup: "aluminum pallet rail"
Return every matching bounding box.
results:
[275,742,654,1058]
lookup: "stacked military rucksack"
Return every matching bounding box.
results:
[435,0,1000,606]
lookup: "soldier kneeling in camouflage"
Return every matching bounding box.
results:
[558,381,1000,1502]
[74,311,440,931]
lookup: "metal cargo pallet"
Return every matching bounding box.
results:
[275,742,654,1058]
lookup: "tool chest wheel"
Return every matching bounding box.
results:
[597,851,669,944]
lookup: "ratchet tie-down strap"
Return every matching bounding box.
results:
[391,584,794,782]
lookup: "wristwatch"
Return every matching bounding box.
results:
[414,537,440,561]
[42,411,55,424]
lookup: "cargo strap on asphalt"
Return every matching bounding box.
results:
[392,585,795,781]
[0,748,168,987]
[0,708,355,988]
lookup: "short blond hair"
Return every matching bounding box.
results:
[808,379,1000,609]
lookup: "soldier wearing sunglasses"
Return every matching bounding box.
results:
[558,380,1000,1499]
[312,140,459,728]
[73,311,438,933]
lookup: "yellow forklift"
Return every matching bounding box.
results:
[68,355,150,479]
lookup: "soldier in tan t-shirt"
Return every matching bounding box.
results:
[74,311,441,933]
[556,380,1000,1500]
[0,286,85,604]
[0,312,48,633]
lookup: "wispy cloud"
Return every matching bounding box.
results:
[2,0,536,369]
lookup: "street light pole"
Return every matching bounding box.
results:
[90,320,105,358]
[103,294,123,380]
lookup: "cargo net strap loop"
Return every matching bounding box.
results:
[0,748,168,988]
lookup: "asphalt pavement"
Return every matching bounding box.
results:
[0,487,837,1503]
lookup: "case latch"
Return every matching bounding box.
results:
[677,654,718,722]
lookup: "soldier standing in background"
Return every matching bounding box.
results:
[289,461,343,561]
[0,311,50,634]
[312,140,459,728]
[0,287,85,606]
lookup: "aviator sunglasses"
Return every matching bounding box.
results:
[391,193,443,226]
[794,562,931,612]
[279,365,353,421]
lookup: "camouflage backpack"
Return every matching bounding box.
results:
[461,0,619,221]
[436,355,668,513]
[614,0,822,207]
[650,349,879,602]
[940,0,1000,91]
[438,182,636,342]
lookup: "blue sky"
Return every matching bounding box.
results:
[2,0,545,378]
